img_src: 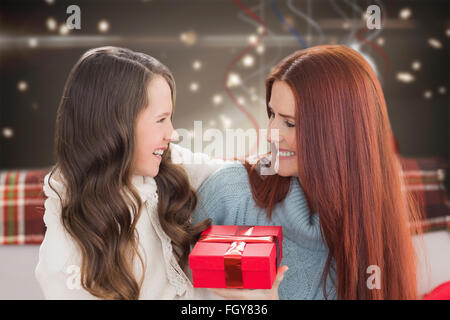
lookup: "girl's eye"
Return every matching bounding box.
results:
[157,118,166,123]
[285,121,295,128]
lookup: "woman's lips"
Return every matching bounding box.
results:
[277,149,296,159]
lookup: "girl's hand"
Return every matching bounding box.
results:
[208,265,288,300]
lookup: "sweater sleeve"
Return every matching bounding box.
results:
[34,174,99,300]
[192,171,227,226]
[170,142,232,190]
[192,164,248,226]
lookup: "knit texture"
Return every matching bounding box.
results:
[193,163,338,300]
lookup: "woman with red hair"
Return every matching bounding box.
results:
[194,45,423,299]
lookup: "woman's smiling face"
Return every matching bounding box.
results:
[133,75,175,177]
[267,80,298,177]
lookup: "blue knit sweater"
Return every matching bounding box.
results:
[193,163,338,300]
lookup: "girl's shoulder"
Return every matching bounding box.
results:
[43,167,67,202]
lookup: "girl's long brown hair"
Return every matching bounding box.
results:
[245,45,423,299]
[49,46,210,299]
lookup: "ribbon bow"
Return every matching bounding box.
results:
[198,226,281,288]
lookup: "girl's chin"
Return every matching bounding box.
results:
[149,167,160,178]
[134,163,160,178]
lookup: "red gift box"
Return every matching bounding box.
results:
[189,225,283,289]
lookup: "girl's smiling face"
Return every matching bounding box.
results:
[267,80,298,177]
[133,75,175,177]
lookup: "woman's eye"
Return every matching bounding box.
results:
[285,121,295,128]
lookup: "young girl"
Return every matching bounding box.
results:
[193,45,423,300]
[35,46,288,300]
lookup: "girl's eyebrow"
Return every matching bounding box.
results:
[268,103,295,120]
[155,112,171,118]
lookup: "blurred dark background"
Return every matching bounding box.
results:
[0,0,449,191]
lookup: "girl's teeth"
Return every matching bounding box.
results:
[279,151,296,157]
[153,150,164,156]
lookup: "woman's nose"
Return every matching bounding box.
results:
[266,130,272,144]
[266,124,281,145]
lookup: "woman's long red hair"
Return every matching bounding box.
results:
[246,45,423,299]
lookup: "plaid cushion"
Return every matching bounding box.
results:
[399,157,450,232]
[0,169,49,245]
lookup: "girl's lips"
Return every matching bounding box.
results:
[152,146,167,159]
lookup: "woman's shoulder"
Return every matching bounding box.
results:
[193,163,251,222]
[196,162,250,205]
[198,162,250,195]
[210,161,248,176]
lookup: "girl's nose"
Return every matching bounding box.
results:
[169,129,179,142]
[165,120,178,142]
